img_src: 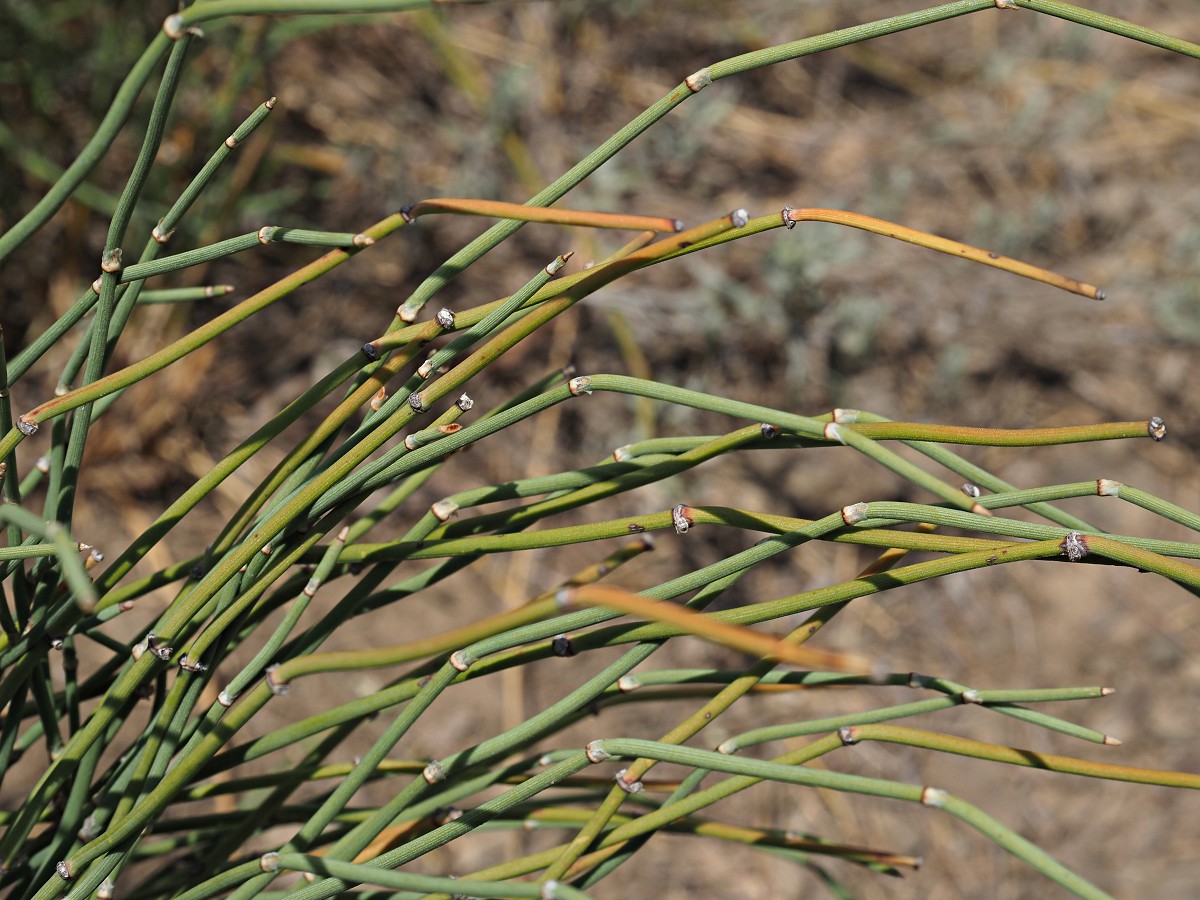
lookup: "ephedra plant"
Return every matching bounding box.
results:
[1,2,1199,898]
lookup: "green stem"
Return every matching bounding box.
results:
[1013,0,1200,58]
[590,738,1113,900]
[0,34,173,264]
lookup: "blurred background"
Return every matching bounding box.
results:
[2,1,1200,896]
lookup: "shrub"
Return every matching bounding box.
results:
[1,3,1198,898]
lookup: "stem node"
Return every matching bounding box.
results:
[1060,531,1090,562]
[672,503,694,533]
[685,67,713,92]
[178,654,207,673]
[920,786,950,808]
[823,422,846,444]
[614,768,644,793]
[841,502,869,526]
[162,14,185,39]
[551,634,576,657]
[265,663,290,696]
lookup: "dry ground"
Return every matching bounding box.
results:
[3,1,1200,897]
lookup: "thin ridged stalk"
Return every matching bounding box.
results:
[118,231,266,281]
[0,211,406,452]
[6,289,100,386]
[89,352,365,605]
[8,4,1200,898]
[169,0,520,30]
[204,345,420,560]
[270,854,593,899]
[663,208,1101,300]
[55,99,275,393]
[392,1,1008,323]
[39,680,276,891]
[272,539,652,678]
[158,97,277,238]
[398,252,572,380]
[541,510,948,883]
[1094,480,1200,533]
[270,754,595,900]
[588,738,1112,900]
[137,285,236,303]
[278,514,831,682]
[563,584,869,672]
[0,544,66,562]
[43,36,193,538]
[401,197,679,233]
[420,425,773,544]
[847,501,1200,562]
[841,409,1099,531]
[185,544,652,782]
[784,208,1102,298]
[565,374,990,509]
[216,663,463,900]
[206,528,347,695]
[524,808,917,871]
[302,571,746,881]
[0,34,173,264]
[839,725,1200,789]
[457,540,1068,686]
[843,418,1155,445]
[721,696,1107,753]
[1013,0,1200,58]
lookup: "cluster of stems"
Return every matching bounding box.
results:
[1,3,1198,900]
